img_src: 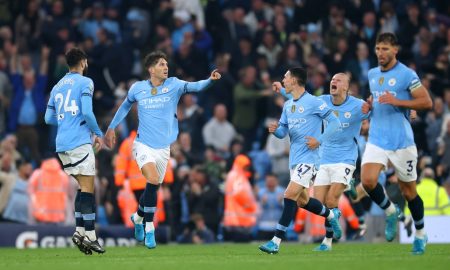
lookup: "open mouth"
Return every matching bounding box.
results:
[331,85,337,90]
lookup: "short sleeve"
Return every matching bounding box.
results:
[313,98,332,119]
[127,82,138,103]
[47,90,55,110]
[81,78,94,97]
[408,70,422,92]
[279,104,288,126]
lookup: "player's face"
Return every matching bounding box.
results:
[330,73,348,97]
[375,42,398,67]
[282,71,295,92]
[150,58,169,80]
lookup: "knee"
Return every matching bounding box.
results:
[401,187,417,201]
[361,177,377,191]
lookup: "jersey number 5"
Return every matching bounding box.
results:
[55,89,79,119]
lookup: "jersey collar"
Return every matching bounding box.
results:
[293,90,308,102]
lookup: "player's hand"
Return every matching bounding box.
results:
[410,110,417,121]
[272,81,283,93]
[362,101,371,114]
[268,122,279,133]
[363,96,373,114]
[105,128,116,149]
[378,91,398,106]
[305,136,320,149]
[210,69,221,80]
[93,136,104,152]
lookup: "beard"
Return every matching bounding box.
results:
[82,65,89,76]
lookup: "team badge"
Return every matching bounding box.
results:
[298,106,304,113]
[291,105,296,113]
[344,112,351,118]
[388,78,396,86]
[378,77,384,85]
[333,111,339,117]
[151,87,157,95]
[162,87,169,93]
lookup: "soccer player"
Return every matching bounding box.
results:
[361,32,432,255]
[104,51,221,249]
[311,73,369,251]
[45,48,105,255]
[259,67,342,254]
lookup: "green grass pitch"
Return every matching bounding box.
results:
[1,243,449,270]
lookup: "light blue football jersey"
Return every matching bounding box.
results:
[368,61,421,150]
[125,77,212,149]
[47,72,98,152]
[319,95,369,165]
[275,92,333,169]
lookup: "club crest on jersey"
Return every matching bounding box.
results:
[162,87,169,93]
[151,87,157,95]
[388,78,396,86]
[333,111,339,117]
[378,77,384,85]
[298,106,304,113]
[344,112,351,118]
[291,105,296,113]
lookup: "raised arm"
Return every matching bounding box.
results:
[184,69,221,93]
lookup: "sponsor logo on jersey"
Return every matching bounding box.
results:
[151,87,157,95]
[344,112,351,118]
[379,77,384,85]
[388,78,396,86]
[298,106,304,113]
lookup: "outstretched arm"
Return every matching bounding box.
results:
[184,69,221,93]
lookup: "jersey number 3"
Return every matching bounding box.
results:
[55,89,79,119]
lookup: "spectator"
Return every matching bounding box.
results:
[256,173,284,240]
[202,104,236,154]
[28,158,71,224]
[1,159,32,223]
[8,46,49,164]
[186,165,222,235]
[223,154,259,242]
[177,213,215,244]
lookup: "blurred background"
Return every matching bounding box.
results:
[0,0,449,248]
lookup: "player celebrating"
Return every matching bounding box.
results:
[259,67,341,255]
[312,73,369,251]
[105,51,221,249]
[362,32,432,255]
[45,48,105,255]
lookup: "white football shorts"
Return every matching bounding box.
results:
[362,143,417,182]
[58,144,95,176]
[315,163,355,186]
[132,141,170,183]
[290,163,317,188]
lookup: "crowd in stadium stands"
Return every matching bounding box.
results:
[0,0,450,243]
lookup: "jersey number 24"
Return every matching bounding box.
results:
[55,89,79,120]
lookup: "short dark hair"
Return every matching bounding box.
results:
[143,51,168,69]
[65,48,87,68]
[288,67,307,86]
[376,32,398,46]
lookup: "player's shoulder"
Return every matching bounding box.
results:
[129,79,147,92]
[368,66,380,76]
